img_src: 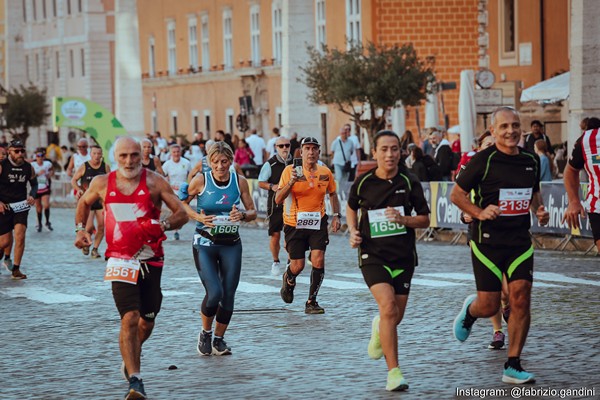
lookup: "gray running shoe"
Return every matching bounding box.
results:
[125,376,146,399]
[82,246,90,256]
[212,337,232,356]
[305,301,325,314]
[91,248,101,259]
[197,331,212,356]
[3,258,13,272]
[45,222,53,231]
[280,271,295,304]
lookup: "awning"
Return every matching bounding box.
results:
[520,72,570,104]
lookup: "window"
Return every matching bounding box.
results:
[22,0,27,22]
[172,111,178,134]
[151,111,157,133]
[346,0,361,49]
[272,2,283,65]
[167,20,177,75]
[35,53,39,81]
[78,0,82,13]
[226,108,234,134]
[25,55,30,81]
[192,110,199,133]
[69,49,74,77]
[42,0,47,19]
[188,17,199,70]
[499,0,517,65]
[250,5,261,66]
[55,51,60,78]
[52,0,56,17]
[315,0,326,49]
[148,37,156,77]
[80,48,85,76]
[32,0,37,20]
[223,9,233,69]
[67,0,71,15]
[201,14,210,72]
[204,111,211,136]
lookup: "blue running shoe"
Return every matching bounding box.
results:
[125,376,146,399]
[502,365,536,384]
[453,294,477,342]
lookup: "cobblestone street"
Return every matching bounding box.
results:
[1,208,599,399]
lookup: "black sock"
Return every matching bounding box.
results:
[37,212,42,225]
[465,305,478,324]
[506,357,521,370]
[45,209,50,223]
[286,266,298,280]
[274,259,280,263]
[308,267,324,302]
[13,264,20,270]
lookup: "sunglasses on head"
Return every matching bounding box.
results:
[277,144,291,148]
[11,149,26,154]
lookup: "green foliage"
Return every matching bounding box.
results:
[300,41,434,139]
[6,84,50,144]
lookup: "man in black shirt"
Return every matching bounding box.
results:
[522,120,553,155]
[347,130,430,391]
[450,107,549,385]
[0,140,38,279]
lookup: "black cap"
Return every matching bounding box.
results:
[9,140,24,149]
[301,137,320,147]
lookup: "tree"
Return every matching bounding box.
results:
[300,41,434,147]
[6,84,50,145]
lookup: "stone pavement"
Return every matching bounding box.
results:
[1,208,599,399]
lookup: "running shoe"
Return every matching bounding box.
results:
[502,304,511,324]
[368,315,383,360]
[125,376,146,399]
[502,363,536,384]
[280,271,296,304]
[3,257,13,272]
[82,246,90,256]
[304,300,325,314]
[197,331,212,356]
[488,331,506,350]
[453,294,477,342]
[46,222,53,231]
[212,337,232,356]
[120,361,130,381]
[386,367,409,391]
[36,225,42,233]
[91,248,101,259]
[271,261,281,276]
[11,268,27,280]
[174,231,180,241]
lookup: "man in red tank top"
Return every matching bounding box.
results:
[74,137,188,400]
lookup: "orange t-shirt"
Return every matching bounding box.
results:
[278,164,336,227]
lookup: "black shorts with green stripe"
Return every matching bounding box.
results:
[470,241,533,292]
[360,263,415,295]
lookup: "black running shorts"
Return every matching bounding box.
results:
[470,241,533,292]
[34,190,51,199]
[587,212,600,242]
[268,207,284,236]
[284,216,329,260]
[361,263,415,295]
[111,259,163,321]
[0,209,29,235]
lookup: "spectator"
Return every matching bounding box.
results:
[456,131,493,172]
[214,130,225,142]
[407,146,428,182]
[231,133,240,151]
[523,120,553,155]
[330,124,356,182]
[266,127,281,158]
[347,124,363,163]
[534,140,553,181]
[421,129,435,157]
[429,131,453,181]
[289,132,300,157]
[224,133,236,153]
[234,139,255,166]
[245,129,267,165]
[399,130,414,157]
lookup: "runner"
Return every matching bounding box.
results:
[450,107,549,384]
[162,144,191,240]
[0,144,13,269]
[74,137,187,399]
[562,125,600,252]
[0,140,38,279]
[187,140,216,181]
[180,141,257,356]
[66,138,91,177]
[71,145,110,258]
[275,136,341,314]
[141,138,164,175]
[258,136,292,275]
[32,151,54,232]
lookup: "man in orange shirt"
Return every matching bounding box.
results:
[275,137,341,314]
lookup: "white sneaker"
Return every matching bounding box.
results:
[271,261,281,276]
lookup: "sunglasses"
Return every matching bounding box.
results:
[277,144,291,148]
[11,149,26,154]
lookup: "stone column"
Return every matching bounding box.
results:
[569,0,600,149]
[281,0,318,138]
[114,0,144,136]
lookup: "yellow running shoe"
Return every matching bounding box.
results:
[386,367,409,391]
[368,315,383,360]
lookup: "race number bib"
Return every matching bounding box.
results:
[209,215,240,236]
[9,200,30,213]
[368,207,407,238]
[498,188,532,216]
[104,257,140,285]
[38,175,47,185]
[296,211,321,230]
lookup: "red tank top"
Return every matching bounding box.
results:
[104,169,164,260]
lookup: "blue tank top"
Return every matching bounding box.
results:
[196,171,241,233]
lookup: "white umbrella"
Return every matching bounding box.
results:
[448,125,460,134]
[424,85,440,129]
[520,72,569,104]
[459,70,476,153]
[391,102,406,136]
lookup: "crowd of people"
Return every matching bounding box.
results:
[3,107,600,398]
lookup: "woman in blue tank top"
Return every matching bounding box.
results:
[181,141,257,356]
